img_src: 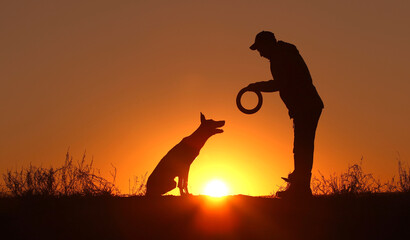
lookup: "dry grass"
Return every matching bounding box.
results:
[311,158,410,195]
[2,152,121,197]
[127,173,148,196]
[396,160,410,192]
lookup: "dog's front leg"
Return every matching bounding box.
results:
[183,177,190,195]
[180,170,191,196]
[178,177,185,196]
[184,182,190,195]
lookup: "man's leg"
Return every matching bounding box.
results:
[277,110,321,198]
[293,110,321,178]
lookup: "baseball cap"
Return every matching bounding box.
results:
[250,31,276,50]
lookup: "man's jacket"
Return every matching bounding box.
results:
[268,41,324,118]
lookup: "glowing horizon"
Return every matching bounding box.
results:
[203,179,229,197]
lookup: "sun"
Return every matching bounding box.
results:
[203,179,229,197]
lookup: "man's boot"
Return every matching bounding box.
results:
[276,172,312,199]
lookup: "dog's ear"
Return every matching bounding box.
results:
[200,112,206,123]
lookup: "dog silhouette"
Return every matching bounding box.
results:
[146,113,225,196]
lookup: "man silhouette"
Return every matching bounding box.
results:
[246,31,324,198]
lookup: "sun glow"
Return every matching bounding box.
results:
[203,179,229,197]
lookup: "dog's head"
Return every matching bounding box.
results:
[200,113,225,135]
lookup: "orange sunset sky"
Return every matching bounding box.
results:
[1,1,409,196]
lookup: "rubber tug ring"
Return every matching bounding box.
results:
[236,88,263,114]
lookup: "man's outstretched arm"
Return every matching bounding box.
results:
[246,80,279,92]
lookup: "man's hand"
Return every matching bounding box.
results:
[245,83,259,91]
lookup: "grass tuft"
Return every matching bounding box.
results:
[311,158,410,196]
[127,173,148,196]
[2,151,122,197]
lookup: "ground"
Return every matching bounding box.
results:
[1,194,409,239]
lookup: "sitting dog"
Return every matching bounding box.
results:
[145,113,225,196]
